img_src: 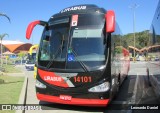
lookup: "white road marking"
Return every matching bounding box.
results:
[131,73,139,104]
[126,73,139,113]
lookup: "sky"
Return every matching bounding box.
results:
[0,0,159,44]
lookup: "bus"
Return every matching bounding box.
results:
[25,44,38,70]
[26,5,130,106]
[147,0,160,101]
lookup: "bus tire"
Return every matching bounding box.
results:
[125,73,128,80]
[112,75,120,100]
[113,74,120,100]
[126,66,130,80]
[147,69,151,86]
[116,74,120,93]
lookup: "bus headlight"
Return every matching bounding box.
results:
[36,80,46,89]
[88,82,110,92]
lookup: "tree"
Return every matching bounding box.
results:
[0,34,9,68]
[0,13,11,23]
[18,52,26,58]
[123,30,149,49]
[0,34,9,40]
[0,13,10,74]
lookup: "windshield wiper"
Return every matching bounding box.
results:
[67,47,89,72]
[46,35,65,68]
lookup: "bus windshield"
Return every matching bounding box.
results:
[38,14,107,71]
[71,26,105,61]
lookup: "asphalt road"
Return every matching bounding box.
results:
[23,61,160,113]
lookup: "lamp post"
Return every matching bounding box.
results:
[0,34,9,68]
[129,4,139,62]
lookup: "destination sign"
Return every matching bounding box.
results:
[60,6,87,13]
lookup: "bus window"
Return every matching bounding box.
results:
[40,30,51,60]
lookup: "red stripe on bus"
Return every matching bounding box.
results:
[38,69,69,87]
[37,93,110,107]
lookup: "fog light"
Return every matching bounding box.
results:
[88,82,110,92]
[36,80,46,88]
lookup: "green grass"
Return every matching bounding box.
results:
[2,64,22,73]
[0,75,24,113]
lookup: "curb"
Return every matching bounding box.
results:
[16,76,28,113]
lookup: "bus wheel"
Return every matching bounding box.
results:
[147,69,151,86]
[125,73,128,80]
[116,74,120,93]
[112,75,120,100]
[125,66,130,80]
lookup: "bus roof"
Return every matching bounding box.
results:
[49,4,106,20]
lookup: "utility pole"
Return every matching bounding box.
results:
[129,4,139,62]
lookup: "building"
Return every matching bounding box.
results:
[0,40,32,54]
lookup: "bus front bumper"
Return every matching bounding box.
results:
[37,93,110,107]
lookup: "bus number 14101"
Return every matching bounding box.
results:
[74,76,92,83]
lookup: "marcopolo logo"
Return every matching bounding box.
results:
[60,6,87,13]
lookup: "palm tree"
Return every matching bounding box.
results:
[0,13,11,23]
[0,34,9,39]
[0,34,9,68]
[0,13,10,74]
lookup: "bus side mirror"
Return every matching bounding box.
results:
[26,20,47,40]
[105,10,115,33]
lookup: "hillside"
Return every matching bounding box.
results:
[123,30,149,49]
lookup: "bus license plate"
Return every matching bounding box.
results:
[60,95,72,101]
